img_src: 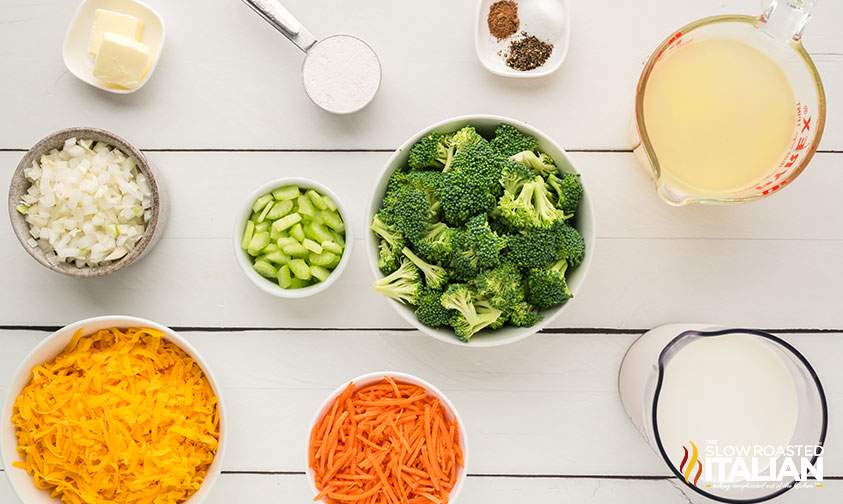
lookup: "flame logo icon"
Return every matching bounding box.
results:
[679,441,703,486]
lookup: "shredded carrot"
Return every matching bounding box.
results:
[310,378,464,504]
[11,327,220,504]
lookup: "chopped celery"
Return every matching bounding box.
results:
[290,223,305,242]
[263,243,280,254]
[277,264,293,288]
[302,238,323,254]
[321,241,343,255]
[309,251,340,268]
[289,277,310,289]
[322,196,337,212]
[247,232,270,254]
[256,200,274,222]
[310,265,331,282]
[272,186,301,200]
[267,200,294,220]
[308,222,334,243]
[253,260,277,278]
[277,237,298,248]
[322,210,345,233]
[282,242,309,257]
[254,221,270,232]
[288,258,312,280]
[297,195,315,217]
[330,230,345,247]
[251,193,273,213]
[271,212,302,232]
[241,221,255,249]
[306,189,328,210]
[266,250,291,264]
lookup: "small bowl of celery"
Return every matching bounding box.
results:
[234,178,352,299]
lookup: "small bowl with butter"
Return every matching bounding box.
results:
[63,0,165,93]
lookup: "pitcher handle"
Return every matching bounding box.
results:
[760,0,818,42]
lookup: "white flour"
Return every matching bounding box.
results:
[302,35,381,114]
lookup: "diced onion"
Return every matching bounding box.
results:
[18,138,152,267]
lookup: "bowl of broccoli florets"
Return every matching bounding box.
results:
[367,115,595,346]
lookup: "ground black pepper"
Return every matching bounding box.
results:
[505,32,554,71]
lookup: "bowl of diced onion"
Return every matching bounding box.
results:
[7,127,165,277]
[233,177,352,299]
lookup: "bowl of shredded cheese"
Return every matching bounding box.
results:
[8,127,166,277]
[0,316,225,504]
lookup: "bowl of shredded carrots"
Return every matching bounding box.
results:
[0,316,226,504]
[307,372,468,504]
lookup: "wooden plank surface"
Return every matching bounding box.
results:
[0,0,840,151]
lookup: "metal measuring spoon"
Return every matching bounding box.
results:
[242,0,382,114]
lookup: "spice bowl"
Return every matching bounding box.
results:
[8,127,167,277]
[474,0,570,78]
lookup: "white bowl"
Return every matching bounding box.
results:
[63,0,166,94]
[233,177,353,299]
[474,0,570,78]
[306,372,469,503]
[366,115,595,347]
[0,316,226,504]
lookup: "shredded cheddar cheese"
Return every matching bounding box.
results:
[11,327,220,504]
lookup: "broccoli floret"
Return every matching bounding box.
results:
[500,159,535,196]
[408,132,452,170]
[526,259,572,309]
[557,224,586,268]
[448,141,503,188]
[371,214,405,274]
[471,262,525,310]
[373,259,422,305]
[510,150,558,179]
[440,284,504,342]
[499,176,568,229]
[503,229,559,269]
[415,287,451,328]
[415,222,454,263]
[507,301,543,327]
[436,171,497,226]
[380,185,434,243]
[449,126,485,153]
[402,247,448,290]
[547,171,583,215]
[490,124,540,158]
[451,215,506,279]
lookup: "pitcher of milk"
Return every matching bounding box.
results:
[618,325,827,502]
[633,1,826,205]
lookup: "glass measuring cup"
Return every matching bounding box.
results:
[618,324,827,503]
[633,1,826,205]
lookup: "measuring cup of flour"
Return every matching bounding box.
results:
[241,0,382,114]
[618,324,827,502]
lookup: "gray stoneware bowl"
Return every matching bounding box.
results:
[7,127,166,277]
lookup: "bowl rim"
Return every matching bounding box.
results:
[365,114,595,347]
[62,0,167,94]
[232,177,353,299]
[305,371,469,503]
[473,0,571,78]
[7,127,163,278]
[0,315,226,504]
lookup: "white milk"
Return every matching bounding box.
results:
[656,334,798,481]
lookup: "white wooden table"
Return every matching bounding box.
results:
[1,0,842,502]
